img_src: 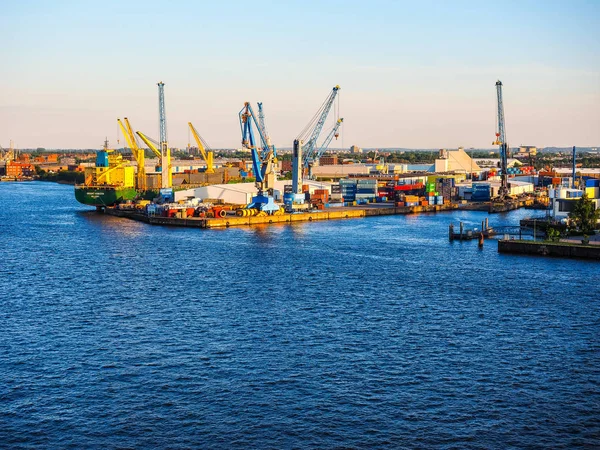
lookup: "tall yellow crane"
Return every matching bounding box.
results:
[188,122,214,173]
[136,131,171,187]
[117,118,146,190]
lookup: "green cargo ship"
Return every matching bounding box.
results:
[74,140,138,207]
[75,185,138,207]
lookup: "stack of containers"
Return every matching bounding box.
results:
[426,182,436,205]
[330,184,344,203]
[394,190,406,207]
[355,179,377,203]
[585,179,600,199]
[311,189,329,204]
[339,179,357,203]
[471,182,491,201]
[378,186,393,201]
[437,178,455,204]
[405,195,419,207]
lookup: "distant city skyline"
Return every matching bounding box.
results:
[2,0,599,150]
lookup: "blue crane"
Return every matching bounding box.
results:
[307,118,344,179]
[239,102,279,213]
[298,85,340,169]
[157,81,171,189]
[292,85,340,195]
[493,80,509,199]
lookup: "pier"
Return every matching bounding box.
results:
[104,203,459,229]
[449,219,544,241]
[498,239,600,260]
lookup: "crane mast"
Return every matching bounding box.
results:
[158,81,171,189]
[493,80,509,199]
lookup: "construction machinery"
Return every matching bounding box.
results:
[493,80,509,200]
[187,122,214,173]
[239,101,279,214]
[292,85,341,201]
[117,118,147,190]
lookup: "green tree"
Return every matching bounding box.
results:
[569,193,600,233]
[546,227,561,242]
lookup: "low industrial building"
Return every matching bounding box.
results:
[435,148,482,175]
[174,180,333,204]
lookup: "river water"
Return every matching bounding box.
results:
[1,182,599,448]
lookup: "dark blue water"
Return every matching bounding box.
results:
[1,182,599,449]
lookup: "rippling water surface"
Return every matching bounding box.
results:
[1,182,599,448]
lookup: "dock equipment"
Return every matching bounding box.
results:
[572,146,576,189]
[117,118,146,190]
[293,85,341,191]
[238,102,279,214]
[157,81,171,189]
[493,80,509,200]
[188,122,214,173]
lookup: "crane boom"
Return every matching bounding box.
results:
[188,122,214,173]
[118,118,147,191]
[136,131,162,159]
[314,118,343,162]
[257,102,272,148]
[306,118,344,179]
[493,80,509,199]
[298,85,340,168]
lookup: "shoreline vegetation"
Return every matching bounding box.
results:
[36,169,84,185]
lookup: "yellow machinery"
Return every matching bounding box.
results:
[117,118,146,190]
[188,122,214,173]
[84,139,135,187]
[136,131,171,188]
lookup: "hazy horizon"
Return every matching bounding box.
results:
[2,1,599,150]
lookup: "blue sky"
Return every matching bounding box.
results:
[1,0,599,149]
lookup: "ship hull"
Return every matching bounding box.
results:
[74,185,137,207]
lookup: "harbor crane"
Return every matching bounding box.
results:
[188,122,214,173]
[158,81,171,189]
[239,101,279,213]
[117,118,147,190]
[292,85,340,199]
[493,80,509,200]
